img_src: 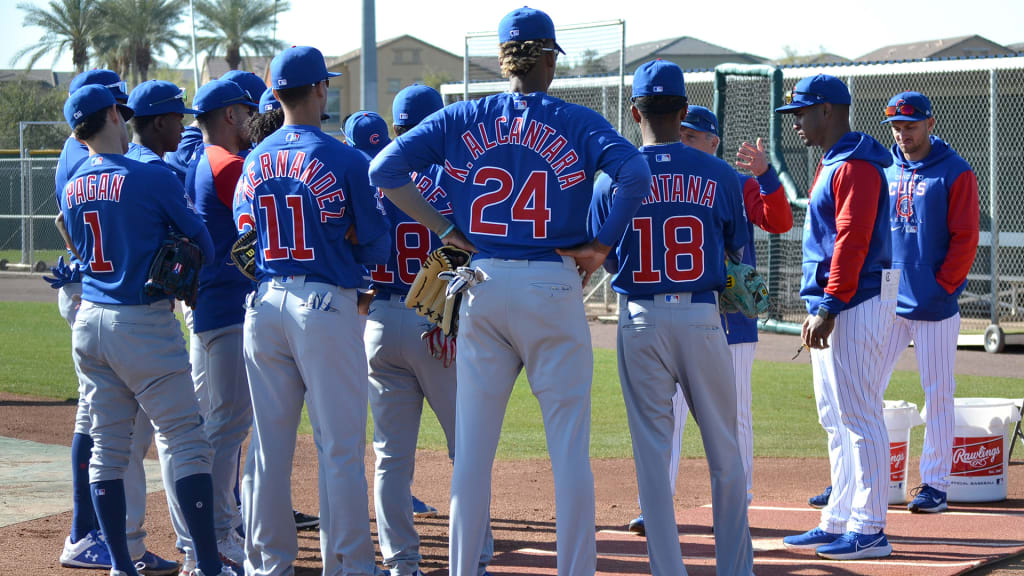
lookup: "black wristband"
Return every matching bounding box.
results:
[817,307,836,321]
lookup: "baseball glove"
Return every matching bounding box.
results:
[143,233,203,308]
[720,260,770,318]
[405,246,471,328]
[230,229,257,282]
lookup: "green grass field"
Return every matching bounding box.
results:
[0,250,66,267]
[2,300,1021,460]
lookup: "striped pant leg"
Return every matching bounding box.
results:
[912,314,959,492]
[731,342,757,503]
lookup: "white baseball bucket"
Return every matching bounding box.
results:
[948,398,1022,503]
[884,400,925,504]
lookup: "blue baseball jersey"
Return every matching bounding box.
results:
[802,132,892,315]
[590,142,748,297]
[192,144,252,333]
[126,142,171,168]
[232,124,390,287]
[56,136,90,206]
[60,154,214,304]
[369,163,452,296]
[164,126,204,184]
[369,92,644,260]
[886,136,979,321]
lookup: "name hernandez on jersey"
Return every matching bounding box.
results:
[232,125,389,287]
[62,154,214,305]
[590,142,748,297]
[369,163,453,295]
[371,92,645,261]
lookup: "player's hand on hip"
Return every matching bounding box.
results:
[441,228,477,253]
[557,239,611,288]
[736,137,769,177]
[802,313,835,349]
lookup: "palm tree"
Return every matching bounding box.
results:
[194,0,288,72]
[92,0,187,85]
[12,0,99,73]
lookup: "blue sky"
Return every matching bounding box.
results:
[2,0,1022,72]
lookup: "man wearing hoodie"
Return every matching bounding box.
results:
[777,75,896,561]
[879,91,979,514]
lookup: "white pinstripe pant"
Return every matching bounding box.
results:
[881,313,960,492]
[666,342,756,503]
[813,296,895,535]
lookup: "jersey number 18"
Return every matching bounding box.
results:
[631,215,705,283]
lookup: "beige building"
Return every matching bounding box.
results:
[857,35,1014,62]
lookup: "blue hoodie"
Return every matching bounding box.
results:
[802,131,893,315]
[886,135,979,321]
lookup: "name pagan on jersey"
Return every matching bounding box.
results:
[457,117,585,190]
[64,173,126,208]
[641,173,718,207]
[235,150,346,219]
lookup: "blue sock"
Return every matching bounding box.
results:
[70,433,96,542]
[176,473,222,575]
[90,479,136,575]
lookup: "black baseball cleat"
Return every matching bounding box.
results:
[294,509,320,531]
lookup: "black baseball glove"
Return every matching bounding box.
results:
[143,233,203,307]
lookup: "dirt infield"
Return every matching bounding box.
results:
[2,391,1022,575]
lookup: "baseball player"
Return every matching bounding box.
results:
[591,61,753,576]
[369,8,652,575]
[186,78,259,567]
[879,91,979,513]
[359,85,492,576]
[52,70,180,576]
[777,75,896,560]
[58,83,230,576]
[627,105,793,536]
[234,46,390,576]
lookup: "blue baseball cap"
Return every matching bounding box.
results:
[193,79,258,115]
[219,70,267,103]
[881,91,933,124]
[258,87,281,113]
[345,111,392,157]
[64,85,134,129]
[68,69,129,101]
[498,7,564,54]
[392,84,443,128]
[270,46,341,90]
[127,80,200,117]
[632,59,686,99]
[776,74,851,112]
[680,105,718,135]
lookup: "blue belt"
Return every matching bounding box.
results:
[628,290,718,305]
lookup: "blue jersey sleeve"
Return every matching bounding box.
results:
[588,172,618,273]
[160,171,214,266]
[345,153,390,255]
[721,169,749,256]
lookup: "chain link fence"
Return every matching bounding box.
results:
[442,56,1024,341]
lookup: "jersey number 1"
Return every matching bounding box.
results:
[259,195,314,261]
[83,210,114,273]
[631,215,705,283]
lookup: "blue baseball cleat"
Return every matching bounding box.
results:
[59,529,112,569]
[907,484,947,513]
[628,514,645,536]
[783,527,841,550]
[815,530,892,560]
[412,495,438,518]
[134,550,181,576]
[808,485,832,509]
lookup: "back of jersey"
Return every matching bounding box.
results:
[393,92,638,260]
[593,142,748,296]
[235,125,389,288]
[61,155,202,304]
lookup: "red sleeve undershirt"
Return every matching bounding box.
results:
[743,177,793,234]
[207,145,244,208]
[936,170,980,293]
[825,160,882,304]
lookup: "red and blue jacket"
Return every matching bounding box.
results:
[886,136,978,321]
[723,167,793,344]
[801,132,892,315]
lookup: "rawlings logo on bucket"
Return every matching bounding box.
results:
[890,441,908,481]
[952,436,1003,477]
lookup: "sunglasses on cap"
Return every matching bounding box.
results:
[106,81,128,94]
[885,103,925,117]
[783,90,826,105]
[148,88,187,108]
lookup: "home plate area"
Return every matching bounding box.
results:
[485,502,1024,576]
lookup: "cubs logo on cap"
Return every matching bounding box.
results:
[345,110,392,157]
